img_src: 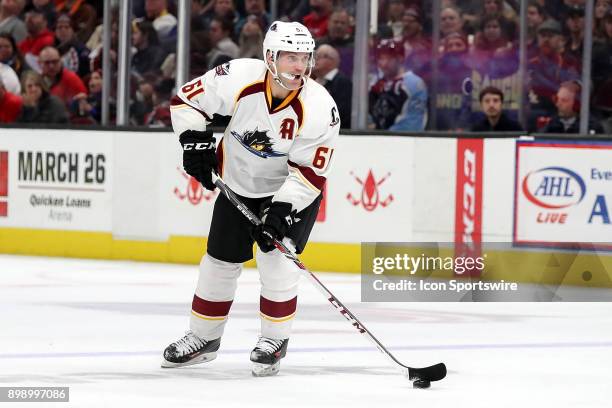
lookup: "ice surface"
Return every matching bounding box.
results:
[1,255,611,407]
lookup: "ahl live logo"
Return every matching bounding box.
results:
[174,167,216,205]
[0,151,8,217]
[346,169,393,211]
[522,166,610,224]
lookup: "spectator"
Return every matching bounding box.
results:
[319,8,352,48]
[0,75,22,122]
[132,20,166,77]
[144,0,177,42]
[18,70,68,123]
[88,17,119,73]
[471,86,523,131]
[471,14,513,67]
[70,69,108,124]
[303,0,334,39]
[144,77,174,127]
[0,0,27,43]
[238,14,263,59]
[591,7,612,122]
[54,13,90,78]
[528,19,580,129]
[39,45,87,106]
[541,81,604,134]
[19,8,54,68]
[29,0,56,29]
[0,60,19,93]
[382,0,406,39]
[369,39,427,131]
[440,6,465,39]
[0,32,30,77]
[431,32,472,130]
[85,5,117,50]
[469,15,521,123]
[563,4,585,61]
[279,0,310,22]
[526,2,546,57]
[206,16,239,69]
[400,7,430,80]
[313,44,352,129]
[197,0,238,33]
[191,0,214,32]
[235,0,270,39]
[318,8,354,76]
[546,0,587,24]
[594,0,610,40]
[130,74,156,125]
[160,26,215,79]
[462,0,517,34]
[55,0,98,44]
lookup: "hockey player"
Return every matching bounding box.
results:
[162,21,339,376]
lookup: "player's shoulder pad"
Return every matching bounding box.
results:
[213,58,265,83]
[300,79,341,132]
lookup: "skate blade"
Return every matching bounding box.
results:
[160,352,217,368]
[251,362,280,377]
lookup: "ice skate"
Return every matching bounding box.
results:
[250,336,289,377]
[161,330,220,368]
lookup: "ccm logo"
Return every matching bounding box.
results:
[183,142,214,151]
[462,148,477,244]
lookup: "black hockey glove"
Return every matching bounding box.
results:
[179,129,217,191]
[251,201,295,253]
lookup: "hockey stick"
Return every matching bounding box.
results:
[212,174,447,387]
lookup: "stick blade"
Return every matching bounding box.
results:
[408,363,447,382]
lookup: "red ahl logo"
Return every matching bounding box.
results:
[346,170,393,211]
[174,167,216,205]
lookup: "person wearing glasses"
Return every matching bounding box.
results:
[38,45,86,107]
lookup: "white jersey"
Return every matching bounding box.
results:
[171,58,339,212]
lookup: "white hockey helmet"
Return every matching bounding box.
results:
[263,21,316,89]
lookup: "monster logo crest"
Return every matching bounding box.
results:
[231,127,287,158]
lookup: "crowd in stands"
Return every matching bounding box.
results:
[0,0,611,134]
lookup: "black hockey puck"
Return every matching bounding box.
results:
[413,379,431,389]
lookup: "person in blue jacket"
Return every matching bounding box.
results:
[369,39,428,131]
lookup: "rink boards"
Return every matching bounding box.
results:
[0,129,611,286]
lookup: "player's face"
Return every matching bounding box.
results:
[275,51,311,88]
[481,94,502,118]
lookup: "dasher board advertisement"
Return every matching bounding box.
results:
[514,140,612,250]
[0,129,112,232]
